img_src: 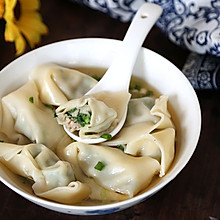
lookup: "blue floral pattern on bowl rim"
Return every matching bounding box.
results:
[72,0,220,56]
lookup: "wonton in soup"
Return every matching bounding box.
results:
[0,63,175,205]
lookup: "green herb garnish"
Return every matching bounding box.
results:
[92,75,101,81]
[100,133,112,140]
[74,113,91,127]
[134,84,141,90]
[117,145,124,151]
[29,96,34,103]
[94,161,105,171]
[129,83,141,91]
[65,107,92,127]
[45,104,55,111]
[82,113,91,124]
[21,176,28,184]
[85,132,96,135]
[65,108,78,117]
[146,90,153,96]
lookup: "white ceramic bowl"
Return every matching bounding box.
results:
[0,38,201,215]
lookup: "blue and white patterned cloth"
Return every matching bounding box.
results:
[182,52,220,89]
[73,0,220,57]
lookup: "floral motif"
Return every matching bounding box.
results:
[182,52,220,89]
[197,71,212,89]
[73,0,220,56]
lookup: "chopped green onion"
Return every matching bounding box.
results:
[82,113,91,124]
[85,132,96,135]
[117,145,124,151]
[134,84,141,90]
[73,113,91,127]
[94,161,105,171]
[146,90,153,96]
[65,108,91,127]
[45,104,55,110]
[92,75,101,81]
[29,96,34,103]
[75,113,88,127]
[100,133,112,140]
[21,176,28,184]
[65,108,77,117]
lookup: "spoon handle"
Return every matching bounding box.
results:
[88,3,163,94]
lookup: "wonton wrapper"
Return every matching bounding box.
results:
[56,96,117,139]
[0,143,90,204]
[125,128,175,177]
[0,102,30,144]
[105,95,174,145]
[2,81,72,151]
[105,95,175,176]
[125,96,158,126]
[29,63,97,105]
[62,142,160,199]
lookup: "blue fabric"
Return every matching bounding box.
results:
[73,0,220,57]
[182,52,220,89]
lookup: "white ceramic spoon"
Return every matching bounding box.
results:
[64,3,162,144]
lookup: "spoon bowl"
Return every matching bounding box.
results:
[64,3,163,144]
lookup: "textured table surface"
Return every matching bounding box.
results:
[0,1,219,219]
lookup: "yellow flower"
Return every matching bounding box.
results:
[0,0,4,18]
[2,0,48,55]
